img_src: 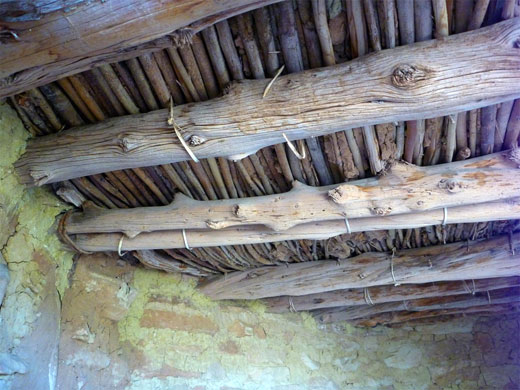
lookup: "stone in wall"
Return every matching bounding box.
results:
[56,253,520,390]
[58,254,138,390]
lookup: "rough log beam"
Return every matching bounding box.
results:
[0,0,283,98]
[351,303,520,327]
[15,19,520,186]
[69,199,520,252]
[198,233,520,299]
[264,277,520,313]
[315,287,520,323]
[63,152,520,233]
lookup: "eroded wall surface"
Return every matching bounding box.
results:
[58,254,520,390]
[0,102,74,390]
[0,101,519,390]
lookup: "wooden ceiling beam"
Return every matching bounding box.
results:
[66,199,520,252]
[67,198,520,252]
[264,277,520,313]
[315,287,520,323]
[62,152,520,234]
[198,233,520,299]
[0,0,283,98]
[15,18,520,186]
[350,303,520,327]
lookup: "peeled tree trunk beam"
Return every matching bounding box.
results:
[263,277,520,313]
[352,303,520,327]
[198,233,520,299]
[0,0,283,98]
[15,18,520,186]
[66,199,520,251]
[63,152,520,233]
[315,287,520,323]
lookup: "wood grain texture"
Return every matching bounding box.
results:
[315,287,520,322]
[264,277,520,313]
[198,233,520,299]
[13,18,520,186]
[0,0,283,98]
[68,199,520,251]
[63,152,520,233]
[352,303,520,326]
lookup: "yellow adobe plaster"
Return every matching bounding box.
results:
[0,101,74,344]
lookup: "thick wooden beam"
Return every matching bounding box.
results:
[67,199,520,252]
[63,152,520,233]
[315,287,520,323]
[0,0,282,98]
[351,303,520,327]
[198,233,520,299]
[15,19,520,186]
[264,277,520,313]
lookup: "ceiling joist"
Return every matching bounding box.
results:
[62,152,520,235]
[14,18,520,186]
[263,277,520,313]
[0,0,283,98]
[198,233,520,299]
[351,303,520,327]
[315,287,520,323]
[66,199,520,252]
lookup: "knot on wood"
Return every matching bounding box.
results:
[372,206,392,216]
[392,64,427,88]
[189,135,206,146]
[456,147,471,161]
[206,220,228,229]
[119,136,139,153]
[233,204,243,218]
[222,80,242,96]
[438,178,464,193]
[328,184,364,204]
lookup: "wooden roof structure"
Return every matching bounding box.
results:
[2,0,520,326]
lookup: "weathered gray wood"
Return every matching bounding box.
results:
[198,233,520,299]
[63,152,520,233]
[15,18,520,186]
[0,0,87,22]
[134,250,209,277]
[315,287,520,323]
[0,0,283,98]
[264,277,520,313]
[67,199,520,252]
[352,303,520,327]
